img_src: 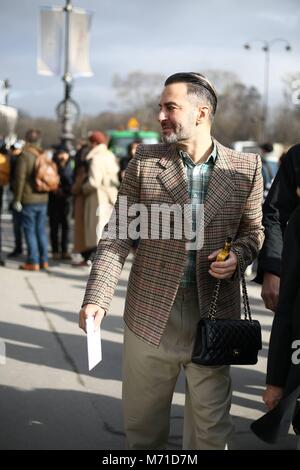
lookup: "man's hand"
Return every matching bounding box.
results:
[13,201,22,212]
[208,250,238,279]
[263,385,284,410]
[261,272,280,312]
[79,304,105,333]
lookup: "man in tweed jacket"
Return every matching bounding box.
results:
[79,73,264,450]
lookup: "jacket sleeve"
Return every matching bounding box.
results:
[81,151,141,311]
[231,154,265,271]
[255,150,299,282]
[266,207,300,387]
[13,154,27,203]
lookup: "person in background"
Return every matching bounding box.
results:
[72,142,91,267]
[252,205,300,449]
[0,143,9,215]
[13,129,49,271]
[7,141,25,258]
[245,143,278,278]
[260,143,279,201]
[48,149,73,261]
[0,143,10,265]
[119,139,142,253]
[82,131,119,260]
[119,139,142,181]
[255,143,300,311]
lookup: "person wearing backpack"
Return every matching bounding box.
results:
[0,143,10,188]
[13,129,53,271]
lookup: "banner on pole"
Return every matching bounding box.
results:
[69,9,94,77]
[37,7,63,76]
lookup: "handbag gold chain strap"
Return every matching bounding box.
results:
[208,250,253,322]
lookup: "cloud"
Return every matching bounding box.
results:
[257,11,298,28]
[1,0,298,116]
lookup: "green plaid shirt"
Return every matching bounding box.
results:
[179,143,217,287]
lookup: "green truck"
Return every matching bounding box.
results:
[107,129,161,159]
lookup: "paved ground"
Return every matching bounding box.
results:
[0,215,298,450]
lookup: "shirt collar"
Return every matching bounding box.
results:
[179,141,217,166]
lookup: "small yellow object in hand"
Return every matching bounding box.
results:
[216,237,232,262]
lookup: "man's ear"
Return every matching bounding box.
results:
[196,106,209,124]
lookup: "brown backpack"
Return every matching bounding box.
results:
[26,145,60,192]
[0,152,10,186]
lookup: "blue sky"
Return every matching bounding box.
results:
[1,0,299,117]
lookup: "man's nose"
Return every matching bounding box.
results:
[158,109,166,122]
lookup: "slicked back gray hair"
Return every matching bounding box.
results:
[164,72,217,119]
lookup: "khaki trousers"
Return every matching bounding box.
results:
[122,287,233,450]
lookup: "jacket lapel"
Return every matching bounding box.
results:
[156,140,236,229]
[157,145,190,207]
[204,140,236,227]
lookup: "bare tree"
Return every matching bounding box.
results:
[74,111,131,139]
[112,71,164,129]
[203,70,240,95]
[267,73,300,146]
[16,111,60,148]
[13,69,300,149]
[113,70,164,111]
[212,78,262,145]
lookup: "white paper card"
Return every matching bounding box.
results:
[86,318,102,371]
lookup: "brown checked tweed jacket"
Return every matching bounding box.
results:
[82,139,264,347]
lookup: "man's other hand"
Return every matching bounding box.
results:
[261,272,280,312]
[79,304,105,333]
[263,385,284,410]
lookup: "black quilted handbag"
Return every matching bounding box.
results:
[191,251,262,366]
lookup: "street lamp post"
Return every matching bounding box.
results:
[244,38,291,142]
[62,0,73,150]
[56,0,80,152]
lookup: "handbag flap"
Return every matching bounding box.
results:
[202,319,262,351]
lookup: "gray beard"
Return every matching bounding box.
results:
[162,126,190,144]
[162,132,178,144]
[162,108,196,144]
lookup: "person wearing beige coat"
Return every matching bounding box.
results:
[82,132,119,252]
